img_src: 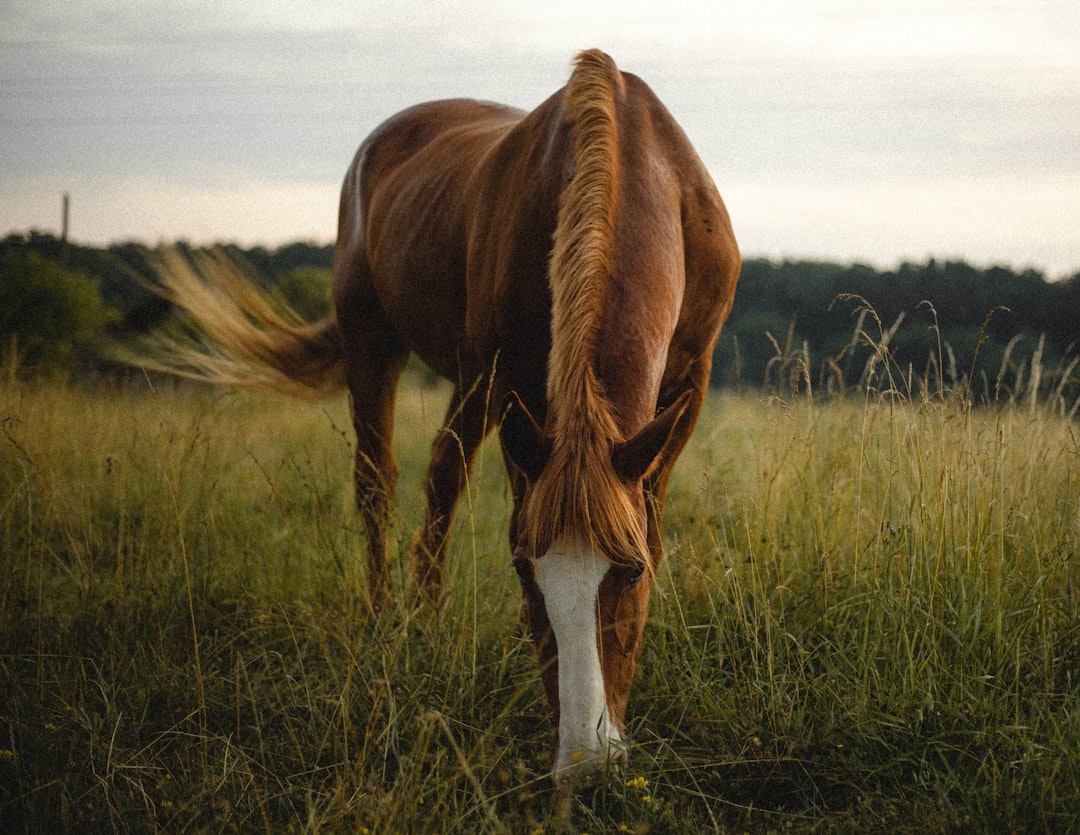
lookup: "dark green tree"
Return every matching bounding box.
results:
[0,250,117,375]
[274,266,333,323]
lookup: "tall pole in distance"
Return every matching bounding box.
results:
[61,192,70,265]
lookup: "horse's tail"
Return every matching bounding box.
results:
[130,247,346,400]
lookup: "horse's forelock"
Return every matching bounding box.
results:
[525,434,650,567]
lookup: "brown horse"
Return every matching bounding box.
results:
[142,49,739,785]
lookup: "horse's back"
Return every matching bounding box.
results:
[359,99,526,193]
[333,62,737,398]
[334,99,529,377]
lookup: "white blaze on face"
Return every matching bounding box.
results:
[532,537,624,777]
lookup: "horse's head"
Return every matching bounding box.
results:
[500,390,694,786]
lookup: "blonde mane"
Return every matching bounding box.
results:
[525,49,649,566]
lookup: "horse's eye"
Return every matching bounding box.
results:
[626,565,645,587]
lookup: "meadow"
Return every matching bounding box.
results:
[1,357,1079,833]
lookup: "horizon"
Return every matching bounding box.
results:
[8,223,1075,283]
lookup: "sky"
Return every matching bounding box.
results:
[2,0,1078,277]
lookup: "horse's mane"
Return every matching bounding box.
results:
[524,49,650,567]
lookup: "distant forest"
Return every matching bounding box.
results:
[2,231,1078,404]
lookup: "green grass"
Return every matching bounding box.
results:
[2,371,1078,833]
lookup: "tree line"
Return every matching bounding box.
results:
[717,258,1079,402]
[2,231,1077,404]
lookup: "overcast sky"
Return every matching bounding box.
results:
[2,0,1078,276]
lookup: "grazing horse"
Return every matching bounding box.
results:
[143,49,739,784]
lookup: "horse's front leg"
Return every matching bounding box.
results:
[410,379,495,606]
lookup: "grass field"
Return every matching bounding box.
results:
[2,367,1079,833]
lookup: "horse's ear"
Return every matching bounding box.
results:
[500,392,552,483]
[612,389,697,483]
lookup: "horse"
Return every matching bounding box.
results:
[141,49,739,785]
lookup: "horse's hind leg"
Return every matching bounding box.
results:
[337,290,408,611]
[410,376,495,606]
[350,373,406,611]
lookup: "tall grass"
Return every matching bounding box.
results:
[2,350,1078,831]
